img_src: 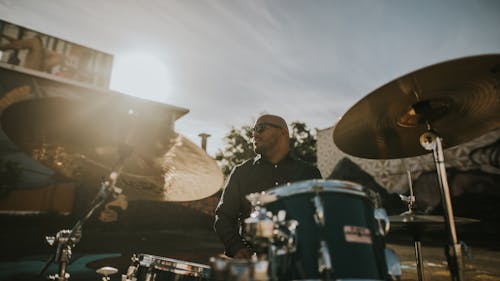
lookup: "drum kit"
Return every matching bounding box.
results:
[333,54,499,281]
[5,54,498,280]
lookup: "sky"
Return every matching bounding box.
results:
[1,0,500,156]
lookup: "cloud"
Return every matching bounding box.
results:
[1,0,499,156]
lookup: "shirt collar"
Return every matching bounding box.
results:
[253,153,293,166]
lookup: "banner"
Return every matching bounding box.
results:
[0,19,113,88]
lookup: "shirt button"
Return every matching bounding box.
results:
[274,165,278,168]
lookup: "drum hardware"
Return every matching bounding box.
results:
[229,259,270,281]
[96,267,118,281]
[227,259,252,280]
[252,259,270,281]
[374,208,390,236]
[245,196,299,280]
[245,193,299,256]
[244,206,275,252]
[398,169,478,281]
[247,180,393,280]
[122,254,139,281]
[402,170,426,281]
[364,188,391,236]
[333,54,500,281]
[42,228,81,281]
[209,256,229,281]
[318,240,333,279]
[420,128,464,281]
[271,217,298,256]
[269,216,299,281]
[311,192,333,278]
[384,248,402,281]
[399,171,416,213]
[130,254,211,281]
[389,212,478,281]
[312,193,325,227]
[40,145,130,281]
[209,255,270,281]
[392,176,478,281]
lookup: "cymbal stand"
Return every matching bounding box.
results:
[40,145,130,281]
[419,129,463,281]
[404,170,416,214]
[401,171,425,281]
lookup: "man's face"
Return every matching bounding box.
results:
[252,118,282,155]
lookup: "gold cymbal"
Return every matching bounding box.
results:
[114,134,224,202]
[0,97,223,202]
[333,55,500,159]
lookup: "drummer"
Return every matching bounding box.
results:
[214,114,322,258]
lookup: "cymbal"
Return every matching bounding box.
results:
[333,55,500,159]
[389,212,479,225]
[389,212,479,238]
[0,97,223,201]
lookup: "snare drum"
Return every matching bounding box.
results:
[131,254,210,281]
[256,179,389,280]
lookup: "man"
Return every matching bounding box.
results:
[214,114,322,258]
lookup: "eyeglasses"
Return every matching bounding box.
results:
[252,122,282,134]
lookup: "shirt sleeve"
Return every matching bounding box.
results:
[311,166,322,179]
[213,167,248,257]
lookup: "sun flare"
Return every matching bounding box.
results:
[110,53,172,103]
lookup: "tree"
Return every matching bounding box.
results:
[215,125,256,176]
[289,121,317,165]
[215,121,317,176]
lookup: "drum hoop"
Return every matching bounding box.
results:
[256,179,367,205]
[138,254,210,277]
[287,279,385,281]
[290,279,385,281]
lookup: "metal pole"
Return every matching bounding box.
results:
[414,240,425,281]
[420,131,463,281]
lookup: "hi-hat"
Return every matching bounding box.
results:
[0,97,223,201]
[333,54,500,159]
[389,212,479,225]
[389,212,479,237]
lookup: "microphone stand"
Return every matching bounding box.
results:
[40,146,132,281]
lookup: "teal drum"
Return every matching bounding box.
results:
[257,179,390,281]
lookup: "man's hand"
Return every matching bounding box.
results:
[233,247,253,259]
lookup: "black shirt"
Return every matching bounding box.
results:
[214,153,322,257]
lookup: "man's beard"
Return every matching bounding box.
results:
[254,138,277,155]
[254,143,263,154]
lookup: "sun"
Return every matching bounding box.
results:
[110,53,172,103]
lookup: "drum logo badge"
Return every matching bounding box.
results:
[343,225,372,244]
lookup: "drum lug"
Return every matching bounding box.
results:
[374,208,390,235]
[385,248,402,280]
[273,219,298,255]
[122,264,137,281]
[312,194,325,227]
[318,240,333,274]
[244,207,275,252]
